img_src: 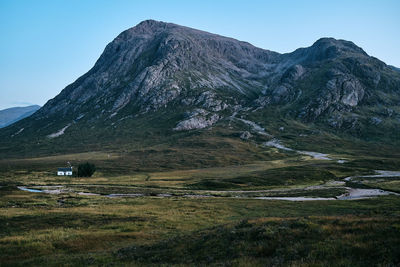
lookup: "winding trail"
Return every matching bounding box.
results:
[264,139,332,160]
[236,118,271,136]
[232,113,335,162]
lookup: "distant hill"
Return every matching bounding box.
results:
[0,105,40,128]
[390,65,400,72]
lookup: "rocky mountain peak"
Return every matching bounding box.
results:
[312,37,367,56]
[2,20,399,147]
[134,19,167,30]
[286,37,369,65]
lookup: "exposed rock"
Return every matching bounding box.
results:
[240,131,252,140]
[236,118,270,136]
[370,117,383,125]
[299,73,365,121]
[341,78,365,106]
[385,108,394,117]
[11,128,24,137]
[271,84,292,103]
[47,124,71,138]
[174,109,220,130]
[281,64,306,82]
[327,113,344,128]
[195,91,228,112]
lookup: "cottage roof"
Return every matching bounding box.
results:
[58,167,72,172]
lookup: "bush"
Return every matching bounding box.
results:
[77,162,96,177]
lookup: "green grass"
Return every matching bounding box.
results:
[117,216,400,266]
[369,180,400,193]
[1,184,400,266]
[351,176,400,194]
[1,136,400,266]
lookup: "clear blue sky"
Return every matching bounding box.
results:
[0,0,399,110]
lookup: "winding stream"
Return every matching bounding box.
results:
[16,171,399,201]
[344,170,400,181]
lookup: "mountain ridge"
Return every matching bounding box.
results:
[0,20,399,158]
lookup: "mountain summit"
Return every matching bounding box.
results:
[37,20,279,118]
[1,20,399,157]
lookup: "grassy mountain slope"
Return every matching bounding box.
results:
[0,20,399,163]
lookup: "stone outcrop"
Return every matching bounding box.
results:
[174,109,220,130]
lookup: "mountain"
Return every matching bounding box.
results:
[390,65,400,72]
[0,105,40,128]
[0,20,399,160]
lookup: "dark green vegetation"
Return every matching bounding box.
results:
[77,162,96,177]
[1,184,400,266]
[1,148,400,266]
[118,216,400,266]
[187,164,340,192]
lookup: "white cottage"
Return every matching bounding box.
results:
[57,167,73,176]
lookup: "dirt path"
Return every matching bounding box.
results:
[264,139,332,160]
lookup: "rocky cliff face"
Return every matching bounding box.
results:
[1,20,400,151]
[35,20,279,120]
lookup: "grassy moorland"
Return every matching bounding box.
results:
[1,186,400,266]
[1,134,400,266]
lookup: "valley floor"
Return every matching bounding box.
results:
[1,150,400,266]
